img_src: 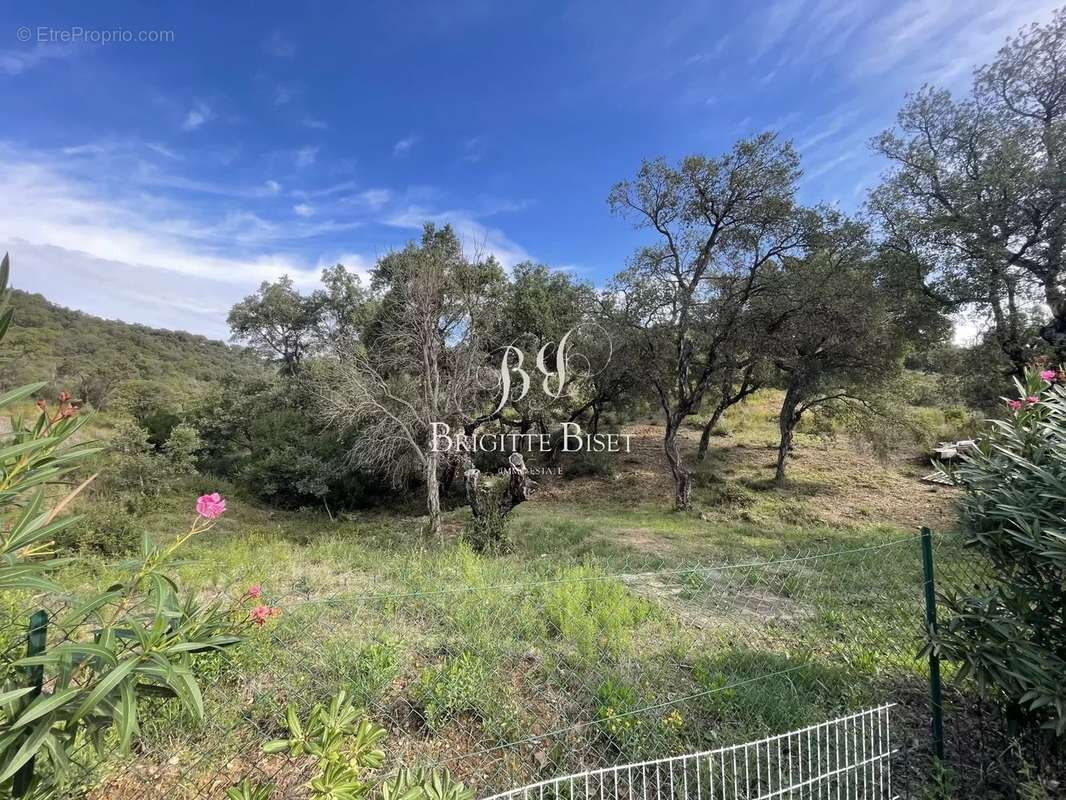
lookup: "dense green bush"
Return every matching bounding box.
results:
[189,378,387,510]
[54,500,139,555]
[102,417,203,502]
[937,367,1066,733]
[541,566,653,660]
[411,652,487,730]
[558,445,615,478]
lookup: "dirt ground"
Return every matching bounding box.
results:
[536,417,958,533]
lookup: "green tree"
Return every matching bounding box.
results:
[763,216,943,484]
[488,263,597,434]
[608,134,810,509]
[317,225,505,539]
[228,275,324,376]
[871,9,1066,371]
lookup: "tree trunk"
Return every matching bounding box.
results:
[775,384,801,487]
[697,367,760,461]
[589,404,602,435]
[425,450,442,541]
[663,421,691,510]
[696,405,727,461]
[463,453,536,551]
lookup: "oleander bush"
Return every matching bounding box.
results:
[936,366,1066,733]
[0,255,256,795]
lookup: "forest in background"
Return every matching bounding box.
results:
[0,10,1064,798]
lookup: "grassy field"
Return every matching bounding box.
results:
[21,393,978,798]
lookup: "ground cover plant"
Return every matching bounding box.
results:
[2,12,1065,799]
[18,409,976,799]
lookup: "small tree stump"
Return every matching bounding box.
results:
[463,453,537,551]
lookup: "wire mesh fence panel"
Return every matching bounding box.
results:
[43,534,934,799]
[911,529,1065,798]
[482,705,896,800]
[8,519,1060,799]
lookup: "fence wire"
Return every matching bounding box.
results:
[2,529,1037,799]
[484,705,896,800]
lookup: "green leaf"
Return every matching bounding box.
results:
[62,590,125,626]
[9,687,80,729]
[0,307,13,343]
[0,382,47,411]
[170,666,204,720]
[0,717,54,783]
[0,686,36,708]
[116,679,139,750]
[69,657,139,723]
[0,437,59,464]
[165,635,240,654]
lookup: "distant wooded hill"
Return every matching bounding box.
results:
[0,289,265,407]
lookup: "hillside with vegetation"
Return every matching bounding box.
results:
[2,9,1065,799]
[0,289,265,408]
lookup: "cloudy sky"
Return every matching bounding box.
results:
[0,0,1058,340]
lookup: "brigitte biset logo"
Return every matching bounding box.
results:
[431,325,632,454]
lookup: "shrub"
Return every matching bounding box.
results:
[347,640,400,706]
[54,500,140,555]
[559,446,615,478]
[410,652,487,730]
[594,675,643,750]
[594,674,683,759]
[103,417,203,501]
[936,367,1066,733]
[541,566,653,660]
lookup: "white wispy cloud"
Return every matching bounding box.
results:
[303,117,329,130]
[262,31,295,58]
[0,43,83,75]
[274,82,298,106]
[181,101,213,131]
[462,136,486,163]
[393,135,418,156]
[751,0,809,61]
[358,189,392,210]
[146,142,181,160]
[61,142,116,157]
[295,145,319,167]
[0,140,533,335]
[385,206,531,268]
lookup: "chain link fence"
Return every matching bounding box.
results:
[3,528,1057,798]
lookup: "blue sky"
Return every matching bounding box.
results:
[0,0,1058,340]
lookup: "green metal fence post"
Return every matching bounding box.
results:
[920,526,945,763]
[12,609,48,798]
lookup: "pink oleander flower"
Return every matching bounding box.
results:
[196,492,226,519]
[1041,369,1057,382]
[1008,399,1023,411]
[250,605,280,627]
[1027,396,1040,405]
[246,584,262,600]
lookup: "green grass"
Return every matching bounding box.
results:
[14,395,975,797]
[36,498,954,797]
